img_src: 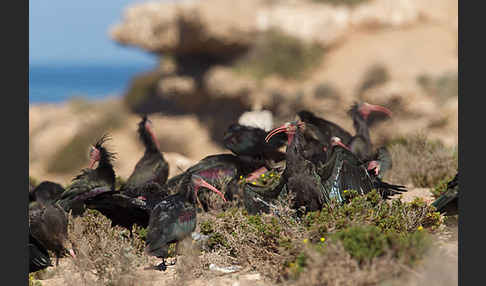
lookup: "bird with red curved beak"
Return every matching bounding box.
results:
[88,146,101,169]
[356,102,392,122]
[145,174,226,271]
[58,135,116,216]
[330,136,352,152]
[265,120,306,147]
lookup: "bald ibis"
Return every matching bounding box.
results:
[297,102,392,159]
[431,173,458,216]
[58,134,116,216]
[165,153,266,211]
[265,120,328,212]
[85,182,169,233]
[145,174,226,271]
[223,123,287,166]
[266,122,405,212]
[121,115,169,198]
[29,200,75,267]
[29,181,65,204]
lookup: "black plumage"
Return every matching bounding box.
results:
[85,182,169,232]
[29,231,52,273]
[265,121,406,213]
[29,200,74,267]
[165,153,265,211]
[121,115,169,198]
[145,174,225,271]
[58,135,116,216]
[223,123,287,165]
[297,102,392,159]
[29,181,65,204]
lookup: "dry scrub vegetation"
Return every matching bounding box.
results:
[29,134,457,286]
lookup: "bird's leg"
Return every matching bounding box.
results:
[155,259,167,271]
[56,252,60,266]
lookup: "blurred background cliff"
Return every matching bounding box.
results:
[29,0,458,185]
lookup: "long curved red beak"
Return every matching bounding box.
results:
[331,137,352,151]
[360,103,392,120]
[265,125,288,143]
[194,178,227,203]
[265,121,304,146]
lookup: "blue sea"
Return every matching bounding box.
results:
[29,62,156,104]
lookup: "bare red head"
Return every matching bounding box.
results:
[191,175,227,203]
[265,120,305,146]
[367,160,381,176]
[145,119,161,151]
[88,146,101,169]
[358,102,392,121]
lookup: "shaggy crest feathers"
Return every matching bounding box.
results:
[93,134,117,164]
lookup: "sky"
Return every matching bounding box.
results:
[29,0,160,66]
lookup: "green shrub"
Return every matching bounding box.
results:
[303,190,442,239]
[431,175,456,199]
[333,225,388,263]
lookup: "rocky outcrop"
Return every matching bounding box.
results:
[111,0,453,57]
[107,0,458,149]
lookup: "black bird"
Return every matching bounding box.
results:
[223,123,287,166]
[265,120,328,212]
[29,199,75,268]
[145,174,226,271]
[265,122,406,212]
[121,115,169,198]
[364,146,393,179]
[431,173,458,216]
[297,102,392,155]
[29,181,65,204]
[29,231,52,273]
[58,135,116,216]
[85,182,169,233]
[165,153,266,211]
[323,137,406,201]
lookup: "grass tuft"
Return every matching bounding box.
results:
[385,133,457,187]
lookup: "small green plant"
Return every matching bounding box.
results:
[29,273,43,286]
[431,175,456,199]
[332,225,388,263]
